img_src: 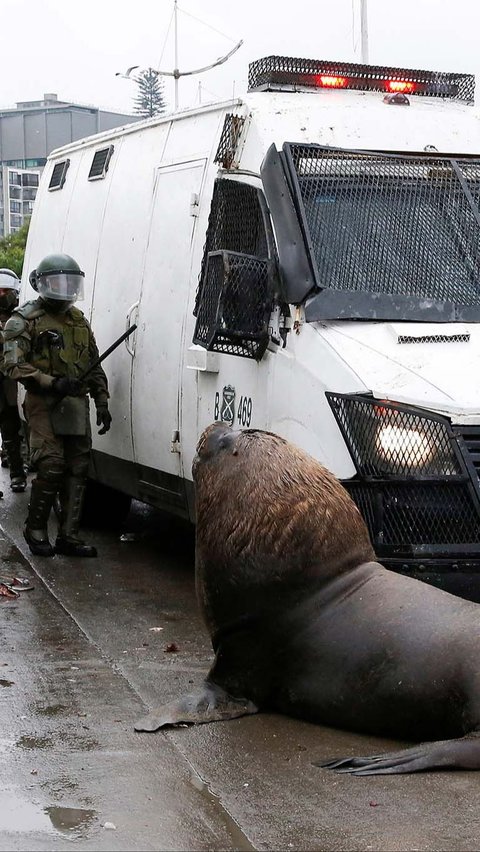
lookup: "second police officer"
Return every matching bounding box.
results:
[2,253,112,558]
[0,268,27,493]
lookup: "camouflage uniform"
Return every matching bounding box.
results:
[0,304,25,491]
[2,297,110,556]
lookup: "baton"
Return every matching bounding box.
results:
[79,323,137,380]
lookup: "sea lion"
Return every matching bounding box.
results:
[134,423,480,775]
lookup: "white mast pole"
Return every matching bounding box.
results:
[174,0,179,109]
[360,0,369,63]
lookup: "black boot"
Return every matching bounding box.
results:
[24,479,57,557]
[55,476,97,557]
[3,439,27,492]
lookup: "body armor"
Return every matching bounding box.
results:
[2,260,109,558]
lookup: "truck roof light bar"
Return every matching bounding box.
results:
[248,56,474,103]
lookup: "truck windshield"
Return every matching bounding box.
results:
[285,144,480,321]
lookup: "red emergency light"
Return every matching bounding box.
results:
[316,74,348,89]
[388,80,415,93]
[248,57,474,103]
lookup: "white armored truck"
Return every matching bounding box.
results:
[20,55,480,588]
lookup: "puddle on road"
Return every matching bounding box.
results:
[189,772,256,851]
[0,794,97,838]
[34,703,68,716]
[16,735,53,750]
[45,805,97,836]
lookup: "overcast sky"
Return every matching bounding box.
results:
[2,0,480,115]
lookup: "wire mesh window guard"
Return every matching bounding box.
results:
[193,251,273,360]
[284,145,480,309]
[214,115,246,169]
[194,179,269,317]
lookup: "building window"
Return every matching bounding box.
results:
[10,215,22,227]
[88,146,114,181]
[10,201,21,213]
[23,201,34,214]
[9,172,21,186]
[9,187,21,199]
[22,188,37,201]
[22,173,39,187]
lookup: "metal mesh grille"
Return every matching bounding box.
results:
[193,251,272,360]
[214,114,246,168]
[248,56,474,102]
[455,426,480,478]
[327,394,462,477]
[286,145,480,306]
[194,179,269,317]
[397,334,470,344]
[348,482,480,547]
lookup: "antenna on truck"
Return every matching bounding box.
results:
[360,0,369,63]
[116,1,243,111]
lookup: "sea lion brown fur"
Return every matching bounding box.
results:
[134,423,480,775]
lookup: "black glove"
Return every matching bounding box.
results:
[96,404,112,435]
[51,376,83,397]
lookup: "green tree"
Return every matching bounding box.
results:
[133,68,167,118]
[0,218,30,278]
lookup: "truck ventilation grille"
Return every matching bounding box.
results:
[248,56,475,102]
[193,250,272,360]
[88,146,114,180]
[397,334,470,344]
[48,159,69,191]
[214,114,245,169]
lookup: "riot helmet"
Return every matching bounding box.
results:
[0,268,20,310]
[30,253,85,311]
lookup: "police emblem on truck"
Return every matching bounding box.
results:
[220,385,236,426]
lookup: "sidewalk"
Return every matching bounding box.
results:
[0,524,248,852]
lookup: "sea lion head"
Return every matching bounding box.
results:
[192,421,239,475]
[193,423,375,602]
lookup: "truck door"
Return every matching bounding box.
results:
[131,159,206,509]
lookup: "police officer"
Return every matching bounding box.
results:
[0,269,26,493]
[2,253,112,558]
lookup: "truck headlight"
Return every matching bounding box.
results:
[375,424,436,468]
[326,393,463,478]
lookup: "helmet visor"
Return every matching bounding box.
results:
[37,272,84,302]
[0,272,19,291]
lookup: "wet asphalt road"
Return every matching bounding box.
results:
[1,469,480,851]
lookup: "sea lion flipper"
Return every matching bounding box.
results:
[316,734,480,775]
[134,681,258,732]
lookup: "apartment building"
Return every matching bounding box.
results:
[0,93,138,237]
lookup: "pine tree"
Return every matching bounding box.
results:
[133,68,167,117]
